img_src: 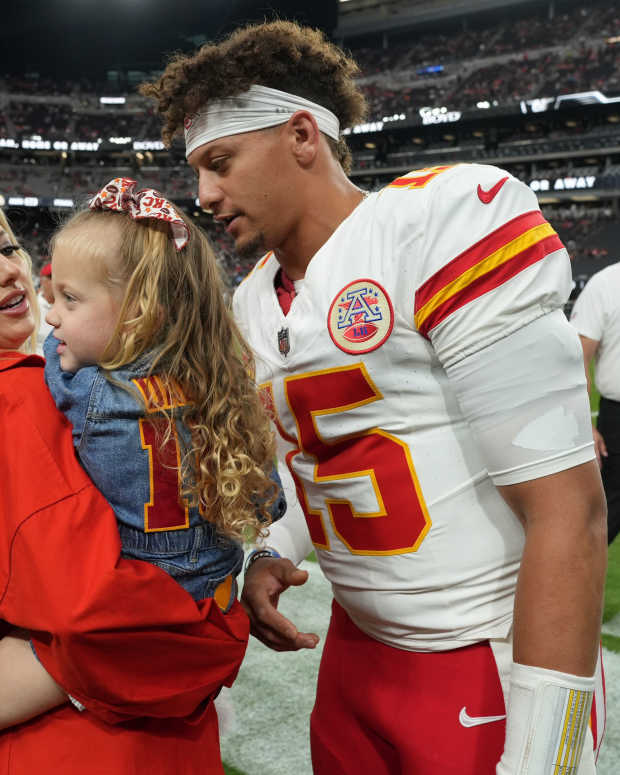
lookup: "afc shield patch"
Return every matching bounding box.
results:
[327,278,394,354]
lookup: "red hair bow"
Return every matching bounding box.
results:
[89,177,189,250]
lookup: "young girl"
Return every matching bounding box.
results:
[42,177,285,610]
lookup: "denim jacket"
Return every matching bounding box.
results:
[43,333,285,603]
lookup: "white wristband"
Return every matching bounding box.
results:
[497,662,594,775]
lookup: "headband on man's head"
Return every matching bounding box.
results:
[89,177,189,250]
[184,84,340,159]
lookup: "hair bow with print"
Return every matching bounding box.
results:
[89,177,189,250]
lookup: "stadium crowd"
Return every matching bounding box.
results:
[1,0,619,289]
[0,2,618,137]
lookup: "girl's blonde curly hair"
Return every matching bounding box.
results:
[52,206,277,541]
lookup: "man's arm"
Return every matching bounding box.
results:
[440,310,605,773]
[241,484,319,651]
[579,334,607,467]
[495,463,606,774]
[0,631,67,730]
[499,461,606,676]
[241,557,319,651]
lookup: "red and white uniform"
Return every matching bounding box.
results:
[234,163,592,653]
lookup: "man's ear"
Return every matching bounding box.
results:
[287,110,321,166]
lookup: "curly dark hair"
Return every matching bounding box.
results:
[140,20,367,173]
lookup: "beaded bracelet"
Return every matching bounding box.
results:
[244,547,281,574]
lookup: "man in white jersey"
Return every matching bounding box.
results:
[571,261,620,545]
[143,21,607,775]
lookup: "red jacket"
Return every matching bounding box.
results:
[0,352,249,773]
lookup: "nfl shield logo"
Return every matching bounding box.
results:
[277,327,290,357]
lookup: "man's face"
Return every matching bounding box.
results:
[188,126,299,258]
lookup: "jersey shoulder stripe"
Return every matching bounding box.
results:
[414,210,562,337]
[387,164,455,191]
[237,250,274,288]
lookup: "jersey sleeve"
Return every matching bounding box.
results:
[411,166,572,368]
[396,165,593,484]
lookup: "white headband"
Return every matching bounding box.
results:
[184,84,340,158]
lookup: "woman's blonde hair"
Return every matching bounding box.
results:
[52,206,277,541]
[0,209,39,353]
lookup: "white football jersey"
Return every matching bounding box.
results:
[234,163,574,651]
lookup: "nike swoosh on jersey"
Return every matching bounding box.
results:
[477,176,509,204]
[458,706,506,727]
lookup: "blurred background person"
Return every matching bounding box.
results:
[35,260,53,355]
[571,261,620,545]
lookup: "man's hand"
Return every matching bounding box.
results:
[241,557,320,652]
[593,426,608,467]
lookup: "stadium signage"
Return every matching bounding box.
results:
[529,176,596,192]
[133,140,166,150]
[521,90,620,114]
[520,98,554,114]
[419,106,462,125]
[22,139,51,150]
[342,121,384,135]
[8,196,39,207]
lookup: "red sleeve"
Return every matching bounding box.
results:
[0,357,249,724]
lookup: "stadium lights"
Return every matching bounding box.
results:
[100,96,126,105]
[53,198,74,208]
[382,113,406,123]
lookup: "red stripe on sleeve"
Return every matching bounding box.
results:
[417,233,563,337]
[415,210,546,313]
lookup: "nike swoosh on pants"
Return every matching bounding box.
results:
[459,706,507,727]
